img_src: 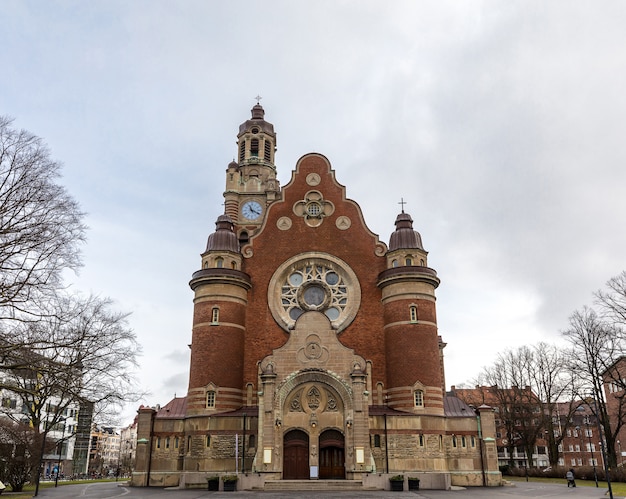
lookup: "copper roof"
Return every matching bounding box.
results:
[389,212,424,251]
[156,397,187,419]
[205,215,239,253]
[444,395,476,417]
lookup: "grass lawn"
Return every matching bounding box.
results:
[507,475,626,495]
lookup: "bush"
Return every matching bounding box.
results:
[222,475,238,483]
[389,474,404,481]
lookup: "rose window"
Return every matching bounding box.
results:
[269,253,361,333]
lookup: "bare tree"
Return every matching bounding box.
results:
[477,347,544,468]
[0,418,54,492]
[1,293,141,429]
[596,271,626,325]
[470,344,579,468]
[0,116,86,322]
[529,343,582,466]
[562,306,625,468]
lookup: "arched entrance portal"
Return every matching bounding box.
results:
[319,429,345,479]
[283,429,309,479]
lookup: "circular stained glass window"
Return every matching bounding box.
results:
[325,307,340,320]
[289,272,303,286]
[268,253,361,333]
[325,272,339,285]
[306,202,322,216]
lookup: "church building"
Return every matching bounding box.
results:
[131,104,501,491]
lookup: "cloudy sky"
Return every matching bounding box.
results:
[2,1,626,425]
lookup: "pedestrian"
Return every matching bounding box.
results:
[566,468,576,487]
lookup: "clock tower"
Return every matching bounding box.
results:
[224,103,280,245]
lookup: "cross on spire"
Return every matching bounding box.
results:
[255,95,262,104]
[399,198,407,213]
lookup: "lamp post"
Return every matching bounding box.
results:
[54,420,67,487]
[589,395,613,499]
[585,418,599,487]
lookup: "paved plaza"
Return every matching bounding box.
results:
[32,481,623,499]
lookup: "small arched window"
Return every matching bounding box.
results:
[249,434,256,448]
[374,434,381,448]
[414,389,424,407]
[419,434,424,447]
[206,434,211,447]
[251,138,259,157]
[206,390,216,408]
[405,257,413,266]
[452,435,457,448]
[215,257,224,268]
[409,305,418,323]
[392,259,399,268]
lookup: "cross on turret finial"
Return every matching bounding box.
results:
[255,95,262,104]
[399,198,407,213]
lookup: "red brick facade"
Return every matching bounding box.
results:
[131,105,501,489]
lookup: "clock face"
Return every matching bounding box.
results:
[242,200,263,221]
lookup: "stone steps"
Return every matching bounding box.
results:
[261,479,381,491]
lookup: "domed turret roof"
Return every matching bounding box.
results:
[238,103,274,135]
[205,215,239,253]
[389,212,424,251]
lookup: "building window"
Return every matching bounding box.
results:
[187,436,191,452]
[175,437,179,448]
[215,257,223,268]
[452,436,457,448]
[471,436,476,447]
[206,390,216,408]
[414,390,424,407]
[419,434,424,447]
[251,139,259,156]
[374,434,381,448]
[211,307,219,324]
[392,259,399,268]
[409,305,417,323]
[165,437,170,449]
[156,437,161,449]
[462,436,466,447]
[405,257,413,266]
[264,140,272,161]
[1,398,16,409]
[206,435,211,447]
[239,142,245,162]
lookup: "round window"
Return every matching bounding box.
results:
[267,253,361,333]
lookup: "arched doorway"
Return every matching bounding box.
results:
[319,429,345,479]
[283,429,309,479]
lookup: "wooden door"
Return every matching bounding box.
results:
[319,446,345,479]
[319,429,345,479]
[283,430,309,479]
